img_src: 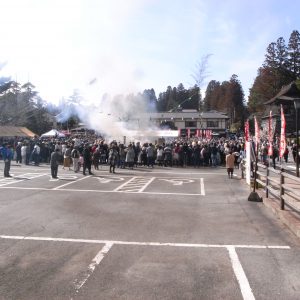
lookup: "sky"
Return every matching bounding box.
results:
[0,0,299,105]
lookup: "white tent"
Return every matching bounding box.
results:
[41,129,65,138]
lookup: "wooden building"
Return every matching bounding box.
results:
[146,110,229,137]
[264,81,300,138]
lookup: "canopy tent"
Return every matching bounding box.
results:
[41,129,65,138]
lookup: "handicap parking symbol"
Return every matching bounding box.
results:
[158,179,194,186]
[94,177,125,184]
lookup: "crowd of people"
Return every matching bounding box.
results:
[0,134,246,178]
[2,131,300,179]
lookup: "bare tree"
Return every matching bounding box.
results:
[191,54,212,110]
[191,54,212,88]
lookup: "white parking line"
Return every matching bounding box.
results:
[138,177,155,192]
[0,234,289,300]
[0,186,205,196]
[200,178,205,196]
[0,234,290,249]
[74,242,113,293]
[227,246,255,300]
[113,177,137,191]
[0,173,46,186]
[52,175,91,190]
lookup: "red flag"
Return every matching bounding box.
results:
[187,128,191,139]
[279,105,286,158]
[178,128,181,137]
[254,116,260,144]
[268,111,273,156]
[244,120,249,150]
[244,120,249,142]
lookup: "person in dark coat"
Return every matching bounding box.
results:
[82,144,93,175]
[1,143,14,177]
[50,148,61,179]
[16,142,22,164]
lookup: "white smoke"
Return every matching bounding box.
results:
[58,88,160,143]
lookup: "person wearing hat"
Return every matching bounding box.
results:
[1,143,14,177]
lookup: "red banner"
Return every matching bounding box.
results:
[279,105,286,158]
[268,111,273,156]
[178,128,181,137]
[254,116,260,144]
[244,120,249,142]
[187,128,191,139]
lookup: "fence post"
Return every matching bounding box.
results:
[266,166,269,198]
[280,170,285,210]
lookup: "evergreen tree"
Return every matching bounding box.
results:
[276,37,288,69]
[142,88,157,112]
[287,30,300,78]
[157,92,167,112]
[248,31,299,114]
[227,75,245,128]
[188,85,200,111]
[0,80,53,134]
[203,80,220,111]
[165,86,173,111]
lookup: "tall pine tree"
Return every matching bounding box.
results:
[288,30,300,78]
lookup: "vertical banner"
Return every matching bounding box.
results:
[279,105,286,158]
[244,120,249,149]
[246,141,251,185]
[187,128,191,139]
[254,116,260,144]
[178,128,181,137]
[268,111,273,156]
[254,116,260,156]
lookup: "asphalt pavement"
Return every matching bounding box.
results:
[0,162,300,300]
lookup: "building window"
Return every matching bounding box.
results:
[185,121,197,128]
[207,120,219,128]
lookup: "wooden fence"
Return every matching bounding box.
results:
[241,160,300,213]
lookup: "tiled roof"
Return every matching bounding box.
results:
[0,126,37,137]
[265,81,300,104]
[146,111,229,119]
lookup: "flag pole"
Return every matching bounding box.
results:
[248,117,262,202]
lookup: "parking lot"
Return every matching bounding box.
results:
[0,163,300,300]
[0,171,205,196]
